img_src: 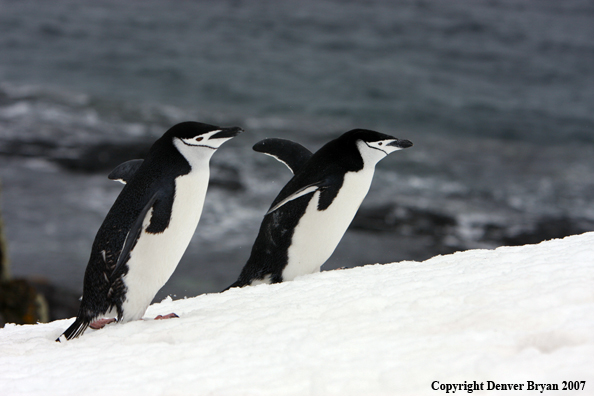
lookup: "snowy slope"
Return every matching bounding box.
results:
[1,233,593,396]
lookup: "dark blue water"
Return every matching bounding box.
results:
[1,0,593,301]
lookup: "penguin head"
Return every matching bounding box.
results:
[172,122,243,150]
[346,129,413,166]
[168,121,243,163]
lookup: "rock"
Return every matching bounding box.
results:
[52,141,151,173]
[0,189,8,283]
[0,181,51,326]
[351,204,594,255]
[351,204,457,236]
[485,216,594,246]
[0,138,245,190]
[29,280,80,321]
[0,279,49,325]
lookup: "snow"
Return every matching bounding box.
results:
[1,233,593,395]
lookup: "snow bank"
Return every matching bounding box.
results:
[1,233,593,395]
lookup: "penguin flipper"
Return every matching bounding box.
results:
[266,184,320,215]
[253,138,312,175]
[110,192,159,280]
[108,159,144,184]
[266,174,343,215]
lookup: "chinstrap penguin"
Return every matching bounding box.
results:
[58,121,243,341]
[225,129,412,290]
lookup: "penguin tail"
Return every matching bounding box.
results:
[56,317,89,342]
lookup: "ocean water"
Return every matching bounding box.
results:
[1,0,593,305]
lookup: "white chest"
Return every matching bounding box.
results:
[121,169,209,321]
[283,167,375,281]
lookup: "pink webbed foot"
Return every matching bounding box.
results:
[154,313,179,320]
[89,318,117,330]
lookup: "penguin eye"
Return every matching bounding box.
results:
[378,142,383,146]
[196,137,203,142]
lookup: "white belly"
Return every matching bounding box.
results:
[283,168,375,281]
[120,170,209,321]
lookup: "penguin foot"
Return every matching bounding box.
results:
[89,318,117,330]
[155,313,179,320]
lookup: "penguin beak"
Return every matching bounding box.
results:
[211,127,244,140]
[387,138,413,149]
